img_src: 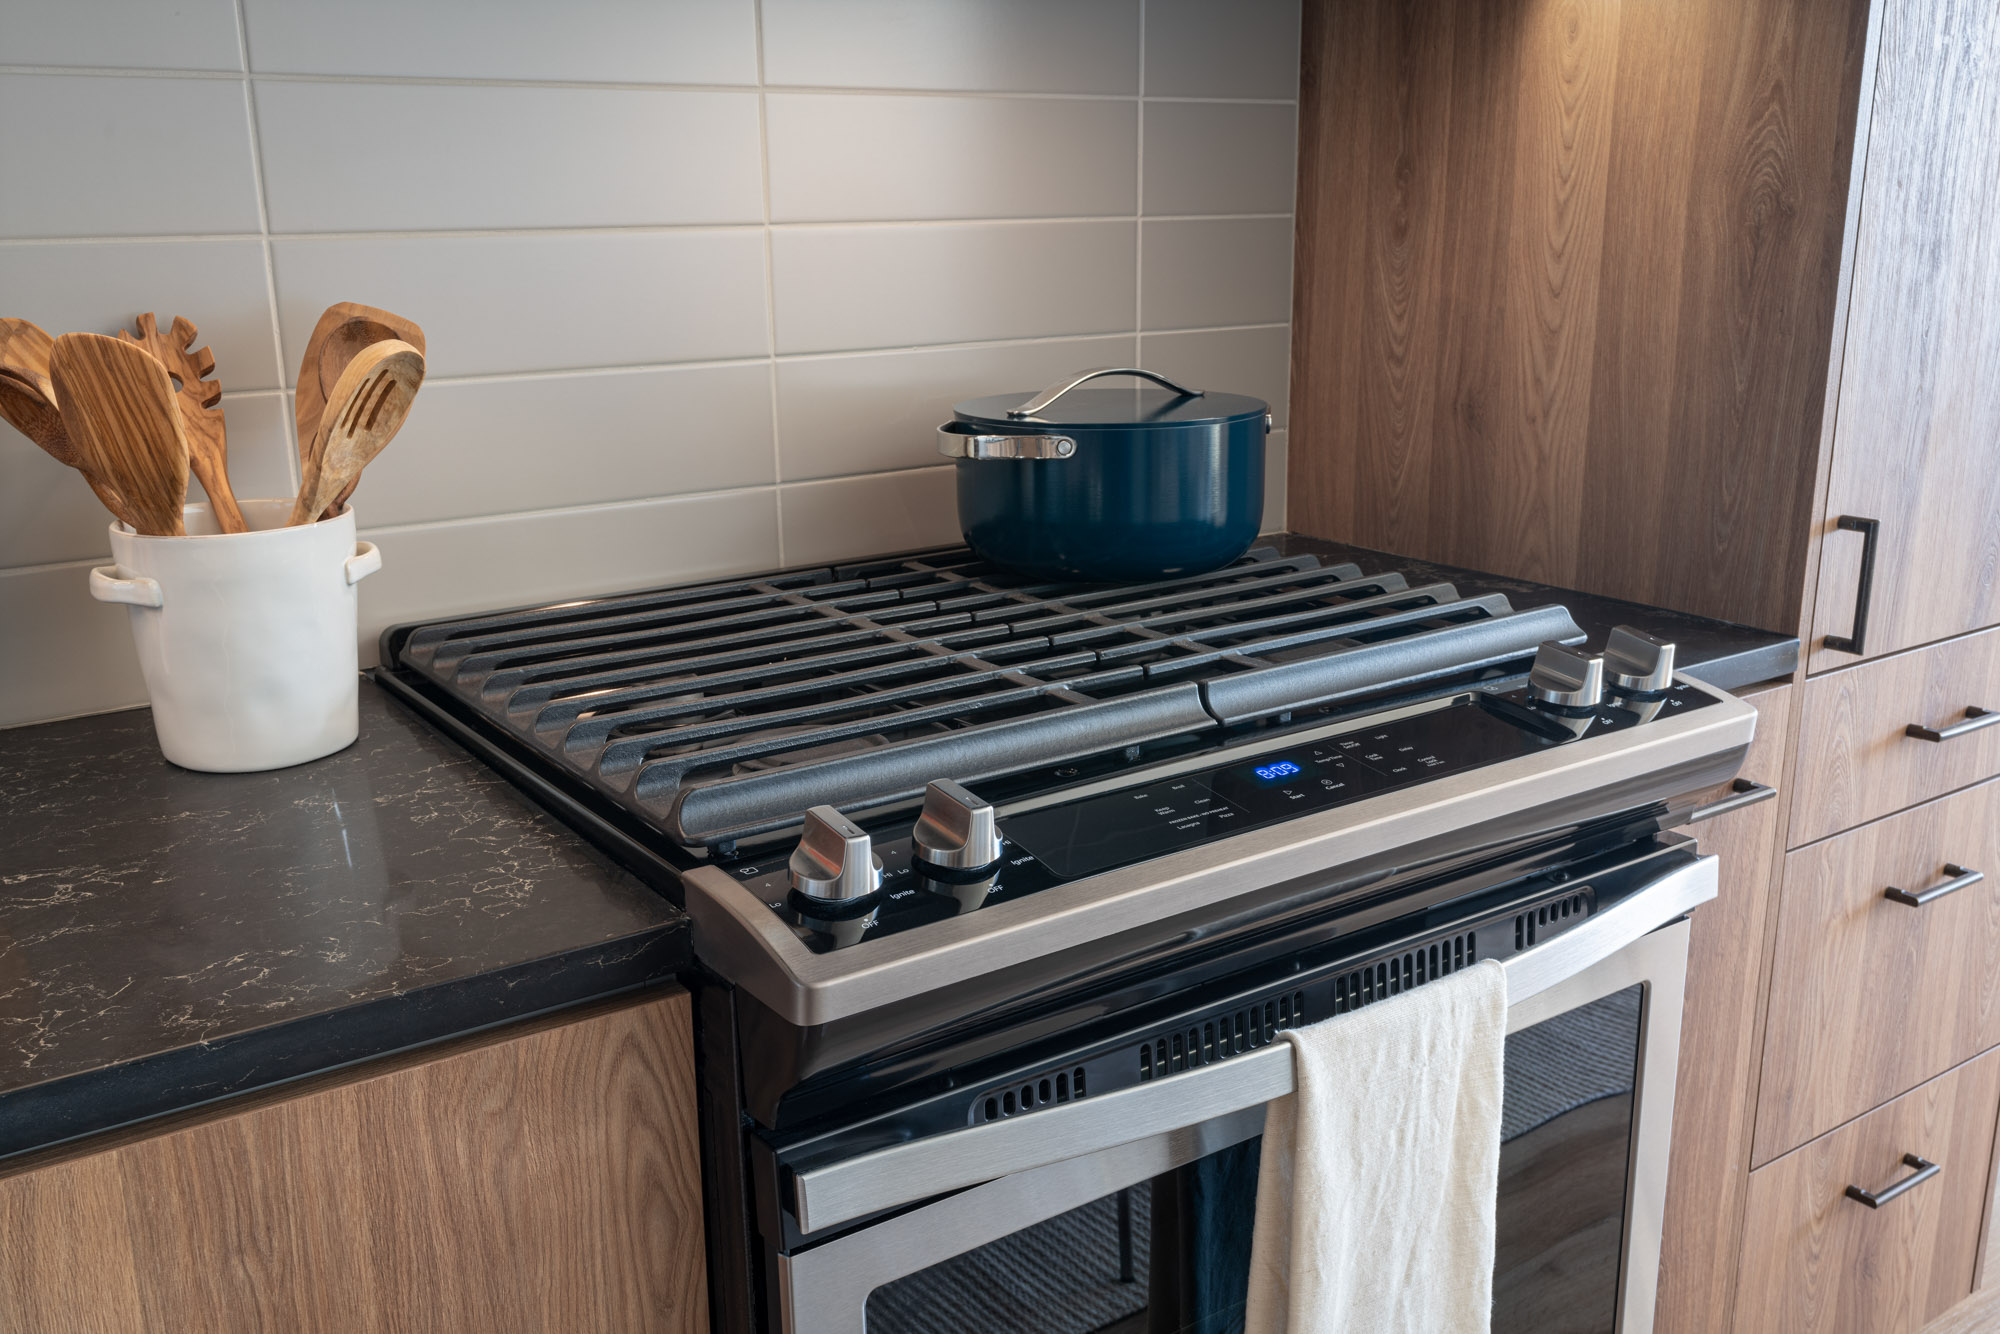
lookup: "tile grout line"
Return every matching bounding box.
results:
[0,64,1297,106]
[229,0,299,493]
[753,0,786,568]
[1135,0,1147,352]
[0,213,1294,248]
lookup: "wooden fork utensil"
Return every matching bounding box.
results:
[118,313,245,533]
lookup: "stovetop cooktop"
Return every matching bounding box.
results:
[378,544,1587,853]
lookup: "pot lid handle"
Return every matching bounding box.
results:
[1006,366,1203,419]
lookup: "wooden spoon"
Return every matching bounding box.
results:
[49,333,190,537]
[294,303,425,473]
[0,372,142,527]
[118,313,245,534]
[290,339,424,525]
[0,318,57,390]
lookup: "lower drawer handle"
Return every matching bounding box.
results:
[1683,778,1777,824]
[1884,864,1984,907]
[1906,707,1997,743]
[1845,1153,1940,1209]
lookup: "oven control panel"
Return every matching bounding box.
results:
[717,683,1719,952]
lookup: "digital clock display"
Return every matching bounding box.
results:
[1252,760,1302,782]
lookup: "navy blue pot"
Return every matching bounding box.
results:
[938,368,1269,583]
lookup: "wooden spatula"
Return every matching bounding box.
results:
[290,339,424,525]
[0,318,57,389]
[50,333,190,537]
[118,313,245,534]
[294,303,426,474]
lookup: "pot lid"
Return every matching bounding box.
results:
[952,366,1267,431]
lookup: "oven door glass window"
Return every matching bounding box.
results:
[855,985,1642,1334]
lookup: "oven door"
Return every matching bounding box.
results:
[773,850,1712,1334]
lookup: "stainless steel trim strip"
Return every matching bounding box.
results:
[686,679,1753,1027]
[787,854,1715,1235]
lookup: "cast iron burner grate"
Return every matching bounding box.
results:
[389,546,1582,845]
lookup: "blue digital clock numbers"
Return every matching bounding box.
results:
[1252,760,1302,782]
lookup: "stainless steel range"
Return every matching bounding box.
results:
[375,542,1767,1334]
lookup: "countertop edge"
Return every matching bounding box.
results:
[0,921,689,1165]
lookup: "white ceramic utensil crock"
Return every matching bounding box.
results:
[90,498,382,772]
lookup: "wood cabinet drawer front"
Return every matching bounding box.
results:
[1757,779,2000,1161]
[1792,626,2000,846]
[1734,1049,2000,1334]
[1656,684,1791,1334]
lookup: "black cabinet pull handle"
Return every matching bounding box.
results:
[1906,706,1997,743]
[1824,516,1880,655]
[1884,864,1984,907]
[1683,778,1777,825]
[1845,1153,1940,1208]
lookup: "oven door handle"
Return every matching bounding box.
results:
[786,851,1718,1237]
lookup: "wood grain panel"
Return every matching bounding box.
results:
[1655,683,1792,1334]
[1791,626,2000,845]
[1734,1048,2000,1334]
[1925,1285,2000,1334]
[1288,0,1872,633]
[0,990,706,1334]
[1757,779,2000,1163]
[1807,0,2000,671]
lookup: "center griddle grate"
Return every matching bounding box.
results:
[389,546,1582,845]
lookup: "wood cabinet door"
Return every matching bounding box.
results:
[1734,1048,2000,1334]
[1808,0,2000,672]
[1655,684,1791,1334]
[1756,778,2000,1163]
[0,990,707,1334]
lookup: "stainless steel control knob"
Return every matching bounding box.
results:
[1527,642,1604,711]
[912,779,1004,872]
[1604,625,1676,696]
[789,805,884,903]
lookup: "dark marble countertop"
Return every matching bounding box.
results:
[1268,534,1798,689]
[0,679,686,1162]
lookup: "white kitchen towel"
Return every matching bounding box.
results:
[1243,958,1508,1334]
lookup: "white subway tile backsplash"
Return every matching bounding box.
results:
[1143,101,1297,217]
[1144,0,1303,99]
[256,83,763,232]
[4,0,243,72]
[767,94,1135,223]
[0,74,261,239]
[779,468,961,568]
[338,364,774,528]
[773,221,1135,354]
[0,562,148,727]
[3,0,1300,726]
[1141,217,1293,330]
[1140,325,1291,426]
[241,0,758,84]
[356,490,780,667]
[270,232,770,378]
[777,335,1135,480]
[0,239,282,390]
[761,0,1140,94]
[1263,428,1288,533]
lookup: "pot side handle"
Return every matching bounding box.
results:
[89,566,164,609]
[1008,367,1202,419]
[935,421,1079,461]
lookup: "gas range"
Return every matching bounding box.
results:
[374,540,1763,1334]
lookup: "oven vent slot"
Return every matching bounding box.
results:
[978,1066,1089,1123]
[1326,930,1479,1018]
[1514,894,1588,951]
[1136,990,1309,1082]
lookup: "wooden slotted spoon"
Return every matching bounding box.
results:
[118,313,245,533]
[294,303,426,473]
[290,339,424,525]
[49,333,190,537]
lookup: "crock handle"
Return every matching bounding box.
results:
[89,566,164,609]
[1007,367,1202,419]
[344,541,383,585]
